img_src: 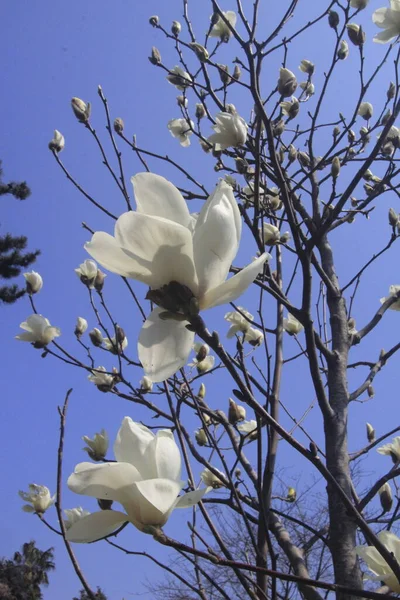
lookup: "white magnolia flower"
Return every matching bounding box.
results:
[23,271,43,294]
[66,417,208,542]
[201,467,226,489]
[104,335,128,354]
[48,129,65,153]
[88,367,115,392]
[377,436,400,461]
[283,313,304,335]
[140,376,153,393]
[356,530,400,592]
[299,81,315,99]
[278,68,297,97]
[207,112,248,151]
[75,317,88,337]
[83,429,109,461]
[19,484,55,514]
[350,0,369,8]
[210,11,237,42]
[195,428,208,446]
[189,343,215,373]
[358,102,373,120]
[245,327,264,346]
[64,507,91,530]
[75,259,98,288]
[380,285,400,310]
[85,173,270,382]
[261,223,281,245]
[15,314,61,347]
[280,97,299,119]
[228,398,246,423]
[168,118,194,147]
[238,420,258,441]
[225,307,253,337]
[373,1,400,44]
[338,40,349,59]
[167,66,192,90]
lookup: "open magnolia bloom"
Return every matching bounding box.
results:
[373,1,400,44]
[15,314,61,347]
[66,417,208,543]
[85,173,270,382]
[356,530,400,592]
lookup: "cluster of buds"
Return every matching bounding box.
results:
[347,23,365,47]
[75,259,106,291]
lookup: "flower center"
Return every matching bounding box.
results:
[146,281,199,320]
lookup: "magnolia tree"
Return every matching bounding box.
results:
[15,1,400,599]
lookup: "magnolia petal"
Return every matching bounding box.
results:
[114,417,155,477]
[67,462,141,505]
[200,253,270,310]
[138,307,194,382]
[15,332,37,342]
[145,430,182,482]
[356,546,390,576]
[193,181,241,296]
[379,530,400,559]
[85,232,155,285]
[131,173,191,227]
[114,212,197,291]
[127,479,182,526]
[65,510,128,543]
[373,27,400,42]
[174,487,209,509]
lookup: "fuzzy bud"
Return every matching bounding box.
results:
[233,65,241,80]
[217,64,230,85]
[48,130,65,153]
[94,269,106,292]
[387,82,396,101]
[228,398,246,424]
[198,383,206,399]
[366,422,375,443]
[277,68,297,97]
[288,144,297,163]
[149,15,159,27]
[235,157,249,174]
[149,46,162,66]
[23,271,43,295]
[328,10,339,29]
[71,97,91,123]
[89,328,103,347]
[367,385,375,399]
[337,40,349,60]
[298,151,311,168]
[331,156,341,179]
[346,23,365,46]
[195,428,208,446]
[379,482,393,513]
[171,20,181,36]
[389,208,399,227]
[74,317,88,338]
[195,103,206,120]
[189,42,209,62]
[113,118,124,134]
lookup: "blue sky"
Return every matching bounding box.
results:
[2,0,400,598]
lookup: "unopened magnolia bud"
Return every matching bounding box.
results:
[288,144,297,163]
[226,103,236,114]
[333,126,340,140]
[48,130,65,153]
[140,376,153,393]
[287,487,296,502]
[89,328,103,347]
[149,15,159,27]
[218,64,230,85]
[196,344,209,363]
[24,271,43,294]
[331,156,341,179]
[273,119,285,136]
[280,231,291,244]
[234,468,242,479]
[149,46,162,65]
[379,482,393,513]
[278,68,297,97]
[389,208,398,227]
[228,398,246,424]
[177,95,188,108]
[387,82,396,100]
[113,118,124,134]
[233,65,241,80]
[358,102,373,120]
[328,10,339,29]
[366,422,375,443]
[298,151,311,168]
[94,269,106,292]
[75,317,88,337]
[71,97,91,123]
[348,129,356,144]
[347,23,365,46]
[235,157,248,174]
[98,498,113,510]
[382,109,392,126]
[115,325,126,346]
[338,40,349,60]
[195,428,208,446]
[195,103,206,119]
[198,383,206,399]
[367,385,375,398]
[189,42,209,62]
[171,20,181,36]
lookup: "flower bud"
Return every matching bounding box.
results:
[367,385,375,398]
[287,487,296,502]
[337,40,349,60]
[235,157,249,174]
[176,95,188,108]
[115,325,126,346]
[389,208,398,227]
[195,428,208,446]
[171,20,181,36]
[350,0,368,9]
[74,317,88,338]
[149,15,159,27]
[387,82,396,101]
[331,156,341,179]
[233,65,241,80]
[140,376,153,393]
[273,119,285,136]
[195,103,206,119]
[328,10,339,29]
[381,109,392,126]
[71,97,91,123]
[217,64,230,85]
[379,482,393,513]
[366,422,375,443]
[277,68,297,97]
[226,103,236,114]
[94,269,106,292]
[89,328,103,347]
[299,60,314,75]
[346,23,365,46]
[358,102,373,121]
[288,144,297,163]
[298,151,311,168]
[280,231,291,244]
[23,271,43,295]
[189,42,209,62]
[228,398,246,424]
[82,429,109,461]
[333,126,340,141]
[198,383,206,399]
[113,118,124,134]
[149,46,162,66]
[48,130,65,153]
